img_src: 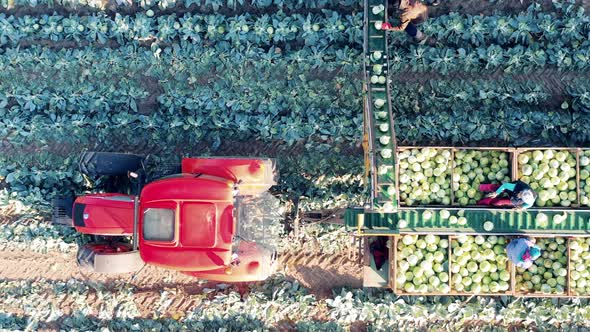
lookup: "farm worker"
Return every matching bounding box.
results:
[476,180,537,210]
[370,237,389,270]
[506,238,541,269]
[382,0,429,41]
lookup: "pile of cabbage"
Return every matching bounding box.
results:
[398,148,451,206]
[580,150,590,206]
[453,150,511,206]
[569,237,590,295]
[517,150,577,207]
[450,235,510,293]
[515,237,568,294]
[396,234,450,294]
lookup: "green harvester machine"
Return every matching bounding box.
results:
[347,0,590,297]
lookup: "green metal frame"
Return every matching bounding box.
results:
[358,0,590,297]
[364,0,398,212]
[346,207,590,236]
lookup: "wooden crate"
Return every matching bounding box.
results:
[579,148,590,208]
[511,235,571,297]
[447,235,513,296]
[390,234,453,296]
[513,148,580,208]
[450,147,516,207]
[396,147,454,208]
[387,234,590,298]
[566,237,590,298]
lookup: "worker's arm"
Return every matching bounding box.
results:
[518,260,534,269]
[390,13,412,31]
[495,182,516,195]
[486,182,515,198]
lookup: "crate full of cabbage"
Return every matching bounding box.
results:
[450,235,512,295]
[516,149,578,207]
[394,234,451,294]
[397,148,452,207]
[452,149,513,206]
[514,237,568,296]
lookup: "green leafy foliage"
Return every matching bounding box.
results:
[0,0,361,10]
[0,11,362,47]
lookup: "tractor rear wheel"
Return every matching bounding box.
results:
[77,243,143,274]
[79,152,144,177]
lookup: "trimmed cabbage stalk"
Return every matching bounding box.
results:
[398,148,451,206]
[453,150,510,206]
[518,150,577,207]
[515,237,567,295]
[451,235,509,294]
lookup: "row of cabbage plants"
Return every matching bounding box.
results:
[390,78,586,146]
[0,138,365,211]
[0,43,362,143]
[0,11,362,47]
[0,0,360,11]
[391,79,551,113]
[394,105,580,146]
[388,44,590,74]
[389,3,590,48]
[1,276,590,330]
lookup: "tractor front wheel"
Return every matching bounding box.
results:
[79,152,144,177]
[77,243,143,274]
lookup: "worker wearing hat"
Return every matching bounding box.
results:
[506,238,542,269]
[477,180,537,210]
[382,0,429,42]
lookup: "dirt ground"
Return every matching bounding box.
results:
[0,245,362,319]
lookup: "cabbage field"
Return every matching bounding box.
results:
[3,0,590,330]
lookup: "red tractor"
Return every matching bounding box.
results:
[55,152,280,282]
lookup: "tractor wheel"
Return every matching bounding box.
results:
[52,197,74,226]
[76,243,143,274]
[79,152,144,177]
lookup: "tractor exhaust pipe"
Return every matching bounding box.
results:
[132,196,139,251]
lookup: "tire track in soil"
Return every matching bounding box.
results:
[0,246,362,316]
[279,249,362,298]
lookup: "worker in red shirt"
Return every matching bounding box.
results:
[477,180,537,211]
[382,0,429,41]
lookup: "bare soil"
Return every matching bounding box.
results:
[0,244,361,318]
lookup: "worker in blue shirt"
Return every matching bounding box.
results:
[506,238,541,269]
[477,180,537,210]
